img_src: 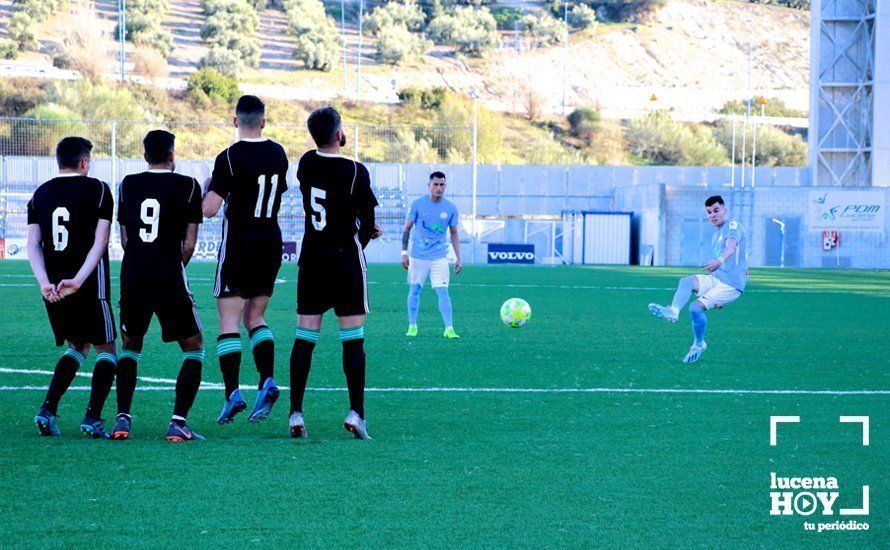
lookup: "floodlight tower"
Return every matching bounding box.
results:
[809,0,888,186]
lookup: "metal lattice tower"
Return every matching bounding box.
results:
[809,0,877,186]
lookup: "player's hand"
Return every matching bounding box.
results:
[702,260,721,273]
[41,283,60,303]
[401,255,409,270]
[56,278,81,299]
[202,177,212,195]
[371,224,383,240]
[454,260,463,275]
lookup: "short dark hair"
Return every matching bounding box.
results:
[705,195,725,207]
[236,95,265,129]
[56,136,93,169]
[429,171,446,181]
[143,130,175,165]
[307,106,342,147]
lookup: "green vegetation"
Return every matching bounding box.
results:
[116,0,174,58]
[187,68,240,104]
[626,110,726,166]
[285,0,341,71]
[519,12,565,47]
[365,0,430,64]
[719,97,807,118]
[200,0,261,76]
[9,0,69,51]
[0,41,19,60]
[568,4,599,29]
[397,86,446,110]
[0,262,887,546]
[427,6,500,56]
[567,106,600,142]
[490,6,523,30]
[748,0,809,9]
[713,119,807,167]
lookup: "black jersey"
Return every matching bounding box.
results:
[118,170,203,296]
[208,138,289,226]
[296,150,378,265]
[26,174,113,301]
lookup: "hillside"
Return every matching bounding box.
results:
[0,0,810,120]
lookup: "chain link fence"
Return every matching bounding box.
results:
[0,118,475,257]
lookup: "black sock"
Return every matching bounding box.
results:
[42,349,84,415]
[342,339,366,419]
[216,333,242,399]
[249,325,275,389]
[173,350,204,419]
[85,353,117,419]
[116,350,141,416]
[289,337,316,413]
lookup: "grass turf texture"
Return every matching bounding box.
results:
[0,261,887,547]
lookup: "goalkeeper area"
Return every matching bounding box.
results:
[0,261,886,546]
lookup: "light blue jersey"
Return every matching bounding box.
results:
[407,196,458,260]
[712,219,748,291]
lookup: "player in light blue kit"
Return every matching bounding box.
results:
[648,195,748,363]
[401,171,463,338]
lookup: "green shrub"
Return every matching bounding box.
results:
[626,110,727,166]
[9,12,37,51]
[116,0,174,58]
[375,24,430,64]
[586,0,664,23]
[187,67,240,103]
[364,0,425,35]
[568,4,598,29]
[427,6,499,55]
[713,119,807,167]
[398,86,446,109]
[747,0,809,9]
[0,41,20,60]
[567,107,600,141]
[519,13,564,47]
[201,0,260,72]
[719,97,806,118]
[490,6,522,30]
[285,0,341,71]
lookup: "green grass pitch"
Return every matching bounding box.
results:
[0,261,887,547]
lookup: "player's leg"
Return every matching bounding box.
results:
[113,295,152,439]
[339,314,371,440]
[243,296,280,422]
[167,333,205,442]
[35,340,90,437]
[288,314,321,438]
[684,284,741,363]
[430,258,458,338]
[216,296,248,424]
[649,275,700,322]
[406,257,429,336]
[80,299,118,439]
[81,340,117,439]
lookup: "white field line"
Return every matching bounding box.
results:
[1,368,887,396]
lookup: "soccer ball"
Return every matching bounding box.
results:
[500,298,531,328]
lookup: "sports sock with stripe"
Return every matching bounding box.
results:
[407,284,422,325]
[435,287,453,328]
[289,327,319,414]
[216,334,242,399]
[85,352,117,419]
[42,348,85,415]
[341,326,366,419]
[116,349,142,416]
[249,325,275,389]
[690,302,707,346]
[173,349,204,419]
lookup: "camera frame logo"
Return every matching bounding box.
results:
[769,416,870,533]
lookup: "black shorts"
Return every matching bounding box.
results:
[120,289,202,343]
[297,248,369,316]
[213,223,282,299]
[45,294,117,347]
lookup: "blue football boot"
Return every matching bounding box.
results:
[217,389,247,425]
[166,421,204,442]
[248,377,280,423]
[80,417,111,439]
[35,408,61,436]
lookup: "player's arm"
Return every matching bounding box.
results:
[703,238,738,273]
[119,224,128,249]
[182,223,199,266]
[203,152,231,218]
[450,224,463,275]
[26,224,59,303]
[202,187,224,218]
[57,220,111,298]
[401,219,413,269]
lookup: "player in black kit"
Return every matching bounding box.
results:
[114,130,205,442]
[202,95,289,425]
[289,106,381,440]
[28,137,118,439]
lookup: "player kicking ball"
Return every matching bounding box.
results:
[28,137,118,438]
[289,106,381,440]
[648,195,748,363]
[203,96,290,425]
[401,171,463,338]
[114,130,205,441]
